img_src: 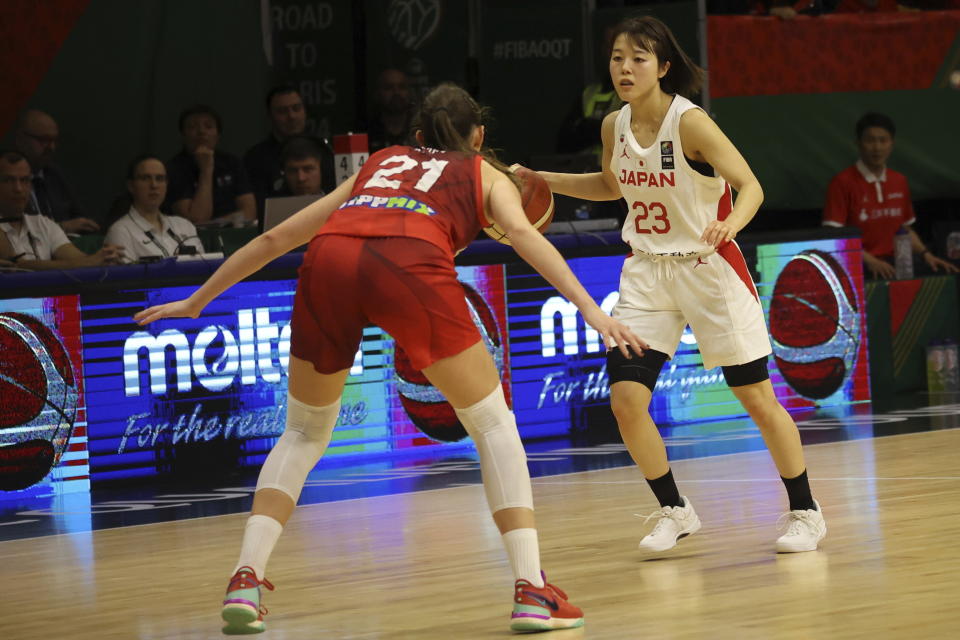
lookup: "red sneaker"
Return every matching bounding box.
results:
[221,566,275,635]
[510,572,584,632]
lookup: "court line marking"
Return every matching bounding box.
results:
[0,425,956,544]
[532,477,960,484]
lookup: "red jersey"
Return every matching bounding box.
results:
[822,161,915,258]
[317,145,485,257]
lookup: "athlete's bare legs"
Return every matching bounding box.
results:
[224,346,582,634]
[729,379,805,478]
[609,381,669,479]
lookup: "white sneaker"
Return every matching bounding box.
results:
[775,500,827,553]
[637,496,701,552]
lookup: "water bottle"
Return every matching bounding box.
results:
[942,339,959,392]
[894,228,913,280]
[947,231,960,260]
[926,341,945,393]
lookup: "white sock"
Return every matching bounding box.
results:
[502,528,544,587]
[233,514,284,578]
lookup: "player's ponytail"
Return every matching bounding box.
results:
[612,16,704,99]
[417,83,521,189]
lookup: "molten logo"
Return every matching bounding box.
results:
[122,307,363,397]
[540,292,619,357]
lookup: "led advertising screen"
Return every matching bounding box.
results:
[78,264,509,484]
[0,296,90,500]
[507,236,870,437]
[1,235,869,496]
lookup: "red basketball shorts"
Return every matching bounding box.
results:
[290,235,481,374]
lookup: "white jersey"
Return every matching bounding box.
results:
[611,95,730,256]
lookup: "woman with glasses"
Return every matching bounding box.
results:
[104,155,204,262]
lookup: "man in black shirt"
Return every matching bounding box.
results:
[244,86,334,216]
[365,69,415,153]
[14,109,99,234]
[166,104,256,226]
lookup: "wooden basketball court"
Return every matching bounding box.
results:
[3,428,958,639]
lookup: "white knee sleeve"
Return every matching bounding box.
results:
[455,385,533,513]
[255,393,340,502]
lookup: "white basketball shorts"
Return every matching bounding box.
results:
[612,242,772,370]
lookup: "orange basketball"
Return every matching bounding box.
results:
[482,166,555,244]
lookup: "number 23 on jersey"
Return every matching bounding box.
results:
[632,201,671,234]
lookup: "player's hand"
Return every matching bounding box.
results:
[701,220,736,248]
[134,298,203,325]
[924,252,959,274]
[582,308,650,359]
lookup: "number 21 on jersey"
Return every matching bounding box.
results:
[364,155,449,192]
[632,201,670,234]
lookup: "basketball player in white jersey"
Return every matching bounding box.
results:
[536,16,826,553]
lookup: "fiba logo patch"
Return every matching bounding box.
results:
[769,251,859,399]
[394,283,505,442]
[387,0,441,51]
[0,312,78,491]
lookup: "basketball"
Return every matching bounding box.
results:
[482,166,555,244]
[768,250,860,400]
[394,282,506,442]
[0,312,79,491]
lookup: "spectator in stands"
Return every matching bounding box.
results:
[557,25,623,160]
[280,137,326,197]
[366,69,415,153]
[104,155,204,263]
[0,150,124,269]
[244,86,334,213]
[822,113,957,278]
[166,104,256,227]
[13,109,100,235]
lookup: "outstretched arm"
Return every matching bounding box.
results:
[537,112,622,202]
[135,175,357,325]
[485,165,647,357]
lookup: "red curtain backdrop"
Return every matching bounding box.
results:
[708,12,960,98]
[0,0,91,135]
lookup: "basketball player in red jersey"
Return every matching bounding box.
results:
[535,17,826,555]
[135,83,646,635]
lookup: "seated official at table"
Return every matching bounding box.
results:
[279,136,326,197]
[104,155,204,263]
[0,150,124,270]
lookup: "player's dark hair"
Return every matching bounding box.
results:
[178,104,222,134]
[265,84,302,111]
[855,113,896,140]
[416,83,521,189]
[611,16,704,98]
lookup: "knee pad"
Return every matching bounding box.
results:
[454,385,533,513]
[722,356,769,387]
[255,393,340,502]
[607,346,669,391]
